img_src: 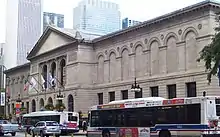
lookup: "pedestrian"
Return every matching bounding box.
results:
[82,121,87,132]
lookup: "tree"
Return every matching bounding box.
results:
[197,13,220,84]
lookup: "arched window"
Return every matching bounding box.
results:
[39,98,44,109]
[48,97,53,105]
[51,62,56,77]
[68,95,74,112]
[42,65,47,89]
[50,62,56,87]
[32,99,36,112]
[60,59,66,86]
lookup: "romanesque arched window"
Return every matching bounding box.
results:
[68,94,74,112]
[42,65,47,89]
[48,97,53,105]
[60,59,66,86]
[31,99,36,112]
[39,98,44,109]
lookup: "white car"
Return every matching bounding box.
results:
[0,120,18,136]
[30,121,61,137]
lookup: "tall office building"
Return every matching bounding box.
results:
[43,12,64,31]
[122,18,142,29]
[73,0,121,35]
[5,0,42,69]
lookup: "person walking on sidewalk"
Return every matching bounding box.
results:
[82,121,87,132]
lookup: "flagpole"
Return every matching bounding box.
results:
[25,75,40,93]
[32,74,45,91]
[54,76,65,90]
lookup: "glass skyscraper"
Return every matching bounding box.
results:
[43,12,64,31]
[73,0,121,35]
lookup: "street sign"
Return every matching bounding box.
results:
[0,92,5,106]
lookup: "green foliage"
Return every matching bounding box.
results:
[197,13,220,84]
[44,103,54,111]
[55,102,65,112]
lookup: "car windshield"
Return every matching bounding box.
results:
[0,120,9,124]
[46,122,58,126]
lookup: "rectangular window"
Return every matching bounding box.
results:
[97,93,103,105]
[167,84,176,99]
[216,99,220,116]
[186,82,196,97]
[109,92,115,102]
[150,86,159,97]
[121,90,128,100]
[135,88,142,98]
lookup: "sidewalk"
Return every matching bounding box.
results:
[73,130,87,135]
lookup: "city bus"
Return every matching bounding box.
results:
[22,111,79,134]
[87,95,220,137]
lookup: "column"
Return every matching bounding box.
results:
[47,61,51,90]
[56,58,61,88]
[143,49,150,76]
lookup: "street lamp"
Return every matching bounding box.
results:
[15,94,22,124]
[1,66,8,119]
[131,77,141,92]
[56,89,64,112]
[56,89,64,100]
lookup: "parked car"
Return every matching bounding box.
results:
[30,121,61,137]
[0,120,19,136]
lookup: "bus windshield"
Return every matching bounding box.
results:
[68,113,78,122]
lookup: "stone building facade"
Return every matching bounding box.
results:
[4,1,220,115]
[4,63,30,116]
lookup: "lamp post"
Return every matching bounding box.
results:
[0,65,7,118]
[6,94,10,119]
[15,94,22,124]
[131,77,141,92]
[56,89,64,112]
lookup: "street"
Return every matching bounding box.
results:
[2,132,86,137]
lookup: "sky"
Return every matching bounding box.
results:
[0,0,208,43]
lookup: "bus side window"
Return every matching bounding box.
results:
[91,111,100,127]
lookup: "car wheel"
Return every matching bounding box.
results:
[11,132,16,136]
[31,130,35,137]
[55,135,60,137]
[40,131,44,137]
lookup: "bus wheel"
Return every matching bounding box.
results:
[159,130,171,137]
[102,130,110,137]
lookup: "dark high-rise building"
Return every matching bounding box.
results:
[122,17,141,29]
